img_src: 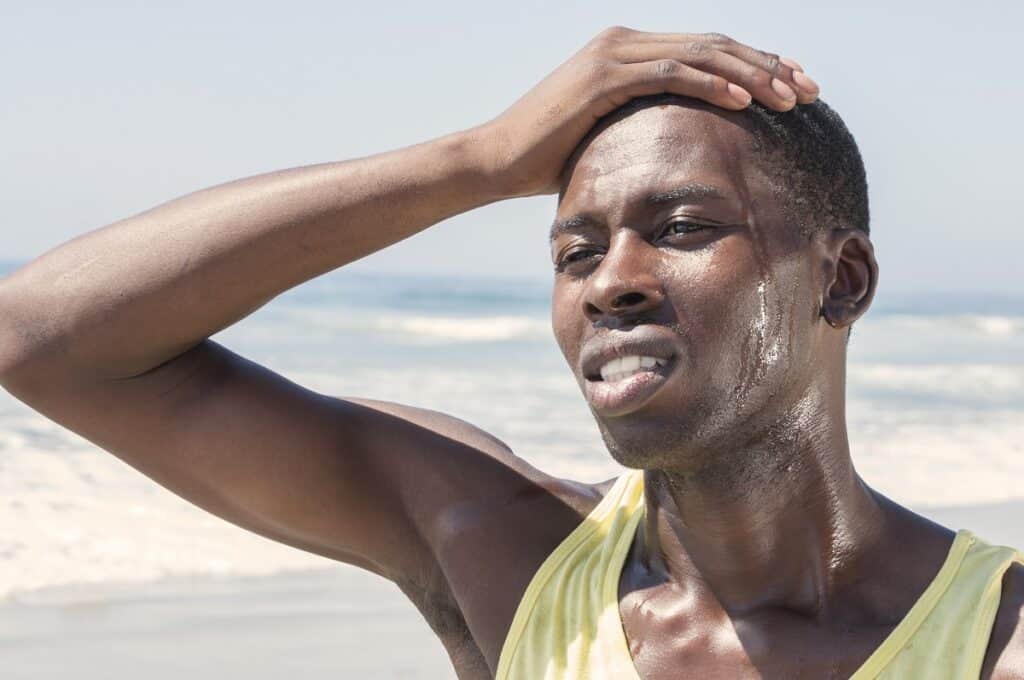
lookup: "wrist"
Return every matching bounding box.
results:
[451,122,530,203]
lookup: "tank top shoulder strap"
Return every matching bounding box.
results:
[852,529,1024,679]
[495,469,645,680]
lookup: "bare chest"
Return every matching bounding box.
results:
[619,586,898,680]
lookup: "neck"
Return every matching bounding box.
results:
[638,393,886,619]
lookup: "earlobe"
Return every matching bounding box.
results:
[819,304,840,328]
[819,229,878,330]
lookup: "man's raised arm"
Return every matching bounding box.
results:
[0,29,817,585]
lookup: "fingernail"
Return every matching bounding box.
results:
[727,83,752,107]
[780,56,804,72]
[792,70,819,93]
[771,77,796,101]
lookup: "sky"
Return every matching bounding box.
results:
[2,0,1020,295]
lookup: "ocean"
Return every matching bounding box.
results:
[1,260,1023,604]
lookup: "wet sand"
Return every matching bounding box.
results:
[0,568,454,679]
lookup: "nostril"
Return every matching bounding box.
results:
[584,302,603,318]
[612,292,646,309]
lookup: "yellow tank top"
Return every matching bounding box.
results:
[495,470,1024,679]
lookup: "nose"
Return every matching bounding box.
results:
[582,233,666,323]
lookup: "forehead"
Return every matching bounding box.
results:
[558,102,760,215]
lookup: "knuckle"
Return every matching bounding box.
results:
[589,25,631,53]
[597,25,629,42]
[652,59,682,79]
[702,73,726,94]
[680,40,710,62]
[747,66,773,88]
[702,32,733,46]
[762,51,781,74]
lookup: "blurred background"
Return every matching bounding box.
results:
[1,1,1021,678]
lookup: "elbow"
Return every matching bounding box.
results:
[0,282,50,390]
[0,296,28,386]
[0,280,20,375]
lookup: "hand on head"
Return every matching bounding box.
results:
[479,27,820,198]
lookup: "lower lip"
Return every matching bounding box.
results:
[584,361,675,417]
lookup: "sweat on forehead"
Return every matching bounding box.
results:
[558,97,755,197]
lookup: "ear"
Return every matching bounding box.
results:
[818,229,878,330]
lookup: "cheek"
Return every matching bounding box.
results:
[661,241,760,344]
[717,254,816,401]
[659,239,796,396]
[762,254,821,371]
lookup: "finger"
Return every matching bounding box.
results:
[718,41,820,104]
[610,35,819,107]
[610,60,754,111]
[619,29,714,44]
[780,57,820,104]
[630,31,815,105]
[613,42,799,111]
[618,29,784,75]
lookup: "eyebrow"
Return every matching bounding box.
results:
[645,182,727,206]
[549,183,730,243]
[548,214,593,244]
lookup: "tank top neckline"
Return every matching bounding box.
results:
[604,469,975,680]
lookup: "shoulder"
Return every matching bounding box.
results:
[344,396,609,512]
[982,561,1024,679]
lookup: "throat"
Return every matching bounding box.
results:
[633,455,888,619]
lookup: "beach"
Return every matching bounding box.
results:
[2,501,1022,679]
[0,567,454,679]
[1,265,1022,677]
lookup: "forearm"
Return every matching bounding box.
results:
[0,126,501,382]
[0,28,818,387]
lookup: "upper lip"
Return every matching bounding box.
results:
[579,326,680,381]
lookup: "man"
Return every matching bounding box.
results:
[0,26,1021,679]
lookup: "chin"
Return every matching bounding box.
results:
[595,413,710,473]
[592,386,758,475]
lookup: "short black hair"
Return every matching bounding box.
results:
[743,98,870,239]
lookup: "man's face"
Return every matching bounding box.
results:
[551,101,825,472]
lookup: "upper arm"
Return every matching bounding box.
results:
[2,338,547,587]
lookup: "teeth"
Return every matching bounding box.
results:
[598,355,668,382]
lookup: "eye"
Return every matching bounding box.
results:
[659,218,712,238]
[555,247,603,273]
